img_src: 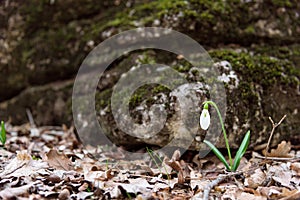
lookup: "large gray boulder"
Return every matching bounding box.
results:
[79,49,300,150]
[0,0,299,149]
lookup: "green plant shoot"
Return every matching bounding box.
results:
[0,121,6,146]
[146,147,171,181]
[232,130,250,171]
[200,101,250,171]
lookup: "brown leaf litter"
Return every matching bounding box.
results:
[0,122,300,199]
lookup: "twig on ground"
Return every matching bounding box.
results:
[203,171,242,200]
[26,108,36,128]
[26,108,40,154]
[265,115,286,159]
[253,151,299,161]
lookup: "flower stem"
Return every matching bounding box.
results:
[203,101,232,167]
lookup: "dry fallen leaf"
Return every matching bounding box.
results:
[263,141,293,158]
[171,149,181,161]
[0,150,48,178]
[280,188,299,199]
[244,168,266,189]
[0,182,37,199]
[221,187,242,200]
[3,122,300,199]
[178,170,184,184]
[290,162,300,176]
[237,192,267,200]
[78,182,89,191]
[70,191,94,200]
[0,151,30,177]
[257,186,282,199]
[268,164,293,189]
[280,191,300,200]
[190,170,205,191]
[165,159,181,172]
[45,149,74,171]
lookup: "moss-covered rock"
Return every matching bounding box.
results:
[1,0,299,150]
[2,0,299,101]
[0,0,133,101]
[209,49,299,148]
[100,0,300,46]
[93,49,299,149]
[0,80,73,125]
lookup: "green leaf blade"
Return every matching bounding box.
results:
[232,130,250,171]
[0,121,6,145]
[203,140,231,171]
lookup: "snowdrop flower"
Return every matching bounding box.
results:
[200,103,210,130]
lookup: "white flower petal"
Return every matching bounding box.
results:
[200,109,210,130]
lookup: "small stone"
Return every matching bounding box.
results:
[58,188,70,200]
[46,174,61,183]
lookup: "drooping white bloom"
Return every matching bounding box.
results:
[200,108,210,130]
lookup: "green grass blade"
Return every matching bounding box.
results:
[146,147,171,182]
[232,130,250,171]
[203,140,231,170]
[0,121,6,145]
[146,147,160,171]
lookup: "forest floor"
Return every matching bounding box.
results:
[0,122,300,200]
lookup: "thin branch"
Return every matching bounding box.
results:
[265,114,286,158]
[26,108,36,128]
[253,151,298,161]
[203,172,242,200]
[203,175,226,200]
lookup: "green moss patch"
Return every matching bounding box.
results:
[209,49,299,88]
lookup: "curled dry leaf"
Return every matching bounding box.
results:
[102,178,153,199]
[178,170,184,184]
[165,159,181,172]
[0,151,30,177]
[171,149,181,161]
[105,168,114,180]
[160,149,182,176]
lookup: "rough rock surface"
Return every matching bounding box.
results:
[1,0,300,149]
[92,49,299,149]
